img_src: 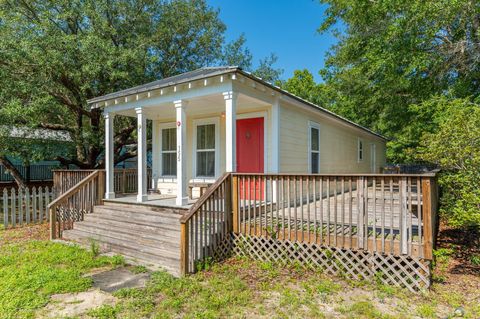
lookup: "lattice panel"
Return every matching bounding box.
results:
[55,207,89,238]
[230,233,431,292]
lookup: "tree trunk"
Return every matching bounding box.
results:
[0,156,27,189]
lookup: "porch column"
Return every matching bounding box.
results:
[223,91,238,172]
[104,112,115,199]
[175,100,188,206]
[136,107,148,202]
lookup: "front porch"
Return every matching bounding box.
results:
[100,70,280,207]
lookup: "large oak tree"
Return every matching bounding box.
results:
[0,0,281,180]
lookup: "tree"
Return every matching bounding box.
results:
[0,0,282,180]
[221,36,283,83]
[415,98,480,228]
[252,54,283,84]
[318,0,480,162]
[281,69,330,106]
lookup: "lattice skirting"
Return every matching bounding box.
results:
[230,233,431,292]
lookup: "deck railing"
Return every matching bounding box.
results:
[113,168,153,194]
[49,170,105,239]
[232,174,438,260]
[180,173,438,278]
[53,168,152,197]
[180,173,232,274]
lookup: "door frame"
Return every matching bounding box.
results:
[236,111,268,173]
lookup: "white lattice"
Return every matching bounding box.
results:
[230,233,430,292]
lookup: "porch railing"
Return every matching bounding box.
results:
[180,173,438,276]
[49,170,105,239]
[180,173,232,274]
[53,168,152,197]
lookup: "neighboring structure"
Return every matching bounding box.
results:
[0,127,73,182]
[88,67,387,206]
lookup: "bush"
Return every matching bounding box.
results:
[416,98,480,228]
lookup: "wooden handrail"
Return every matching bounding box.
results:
[180,172,232,275]
[180,172,231,224]
[231,172,437,178]
[48,170,100,209]
[49,170,105,239]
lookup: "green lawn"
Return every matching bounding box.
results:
[0,227,124,319]
[1,225,479,319]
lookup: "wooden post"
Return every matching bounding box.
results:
[232,175,239,233]
[422,178,433,260]
[49,206,56,240]
[97,170,105,205]
[122,170,127,194]
[180,222,189,275]
[358,176,365,249]
[400,177,408,255]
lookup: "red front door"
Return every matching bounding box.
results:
[236,117,264,199]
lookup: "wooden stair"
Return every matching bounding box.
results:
[62,203,186,276]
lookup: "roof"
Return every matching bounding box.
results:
[88,66,387,140]
[88,66,238,104]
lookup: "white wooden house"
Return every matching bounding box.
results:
[89,67,386,206]
[53,67,438,288]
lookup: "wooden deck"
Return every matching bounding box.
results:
[49,170,438,291]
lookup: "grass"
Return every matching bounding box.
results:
[1,224,479,319]
[0,227,124,319]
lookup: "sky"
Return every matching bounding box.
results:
[206,0,338,82]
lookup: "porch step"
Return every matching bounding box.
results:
[91,207,182,230]
[62,203,184,276]
[63,229,181,276]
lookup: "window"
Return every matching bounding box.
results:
[161,127,176,176]
[358,138,364,162]
[309,122,320,173]
[196,124,216,177]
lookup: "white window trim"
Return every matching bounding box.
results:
[237,111,268,173]
[308,121,321,174]
[357,138,364,163]
[193,117,220,181]
[158,122,177,179]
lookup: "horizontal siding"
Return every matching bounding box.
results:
[279,102,386,174]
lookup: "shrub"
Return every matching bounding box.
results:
[416,98,480,228]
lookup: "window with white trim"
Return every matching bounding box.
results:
[309,122,320,173]
[358,138,364,162]
[161,127,176,176]
[196,124,216,177]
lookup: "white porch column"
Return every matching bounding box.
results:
[151,120,159,191]
[223,91,238,172]
[271,97,280,203]
[174,100,188,206]
[136,107,148,202]
[271,96,280,173]
[104,112,115,199]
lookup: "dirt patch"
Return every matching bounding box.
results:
[0,223,49,244]
[91,267,150,293]
[38,289,117,318]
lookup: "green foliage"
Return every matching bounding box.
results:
[416,98,480,228]
[281,69,328,106]
[416,303,437,318]
[0,0,281,168]
[0,240,120,319]
[336,301,392,319]
[88,304,120,319]
[318,0,480,162]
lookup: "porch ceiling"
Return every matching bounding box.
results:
[113,92,270,120]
